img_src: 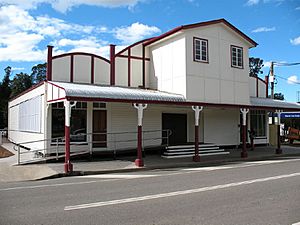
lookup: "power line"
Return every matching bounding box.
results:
[273,62,300,66]
[276,75,300,85]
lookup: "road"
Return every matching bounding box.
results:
[1,157,300,225]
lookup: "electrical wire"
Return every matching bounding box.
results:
[273,62,300,66]
[276,74,300,85]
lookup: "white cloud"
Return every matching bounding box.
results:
[0,0,143,13]
[252,26,276,33]
[114,22,160,44]
[287,75,299,84]
[0,5,107,61]
[290,36,300,46]
[246,0,260,6]
[11,67,25,71]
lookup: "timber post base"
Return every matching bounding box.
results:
[135,159,144,167]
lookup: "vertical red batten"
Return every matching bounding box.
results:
[142,45,145,88]
[70,55,74,83]
[46,45,53,81]
[110,44,116,85]
[128,48,131,87]
[91,56,94,84]
[256,77,259,97]
[265,76,269,98]
[135,125,144,167]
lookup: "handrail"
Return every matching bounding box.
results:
[14,129,171,165]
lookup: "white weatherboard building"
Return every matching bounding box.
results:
[8,19,300,171]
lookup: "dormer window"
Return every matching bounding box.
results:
[194,37,208,63]
[231,45,243,68]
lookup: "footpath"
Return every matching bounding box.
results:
[1,140,300,182]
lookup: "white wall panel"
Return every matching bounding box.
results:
[204,108,239,145]
[94,58,110,85]
[74,55,91,83]
[115,57,128,86]
[52,57,71,82]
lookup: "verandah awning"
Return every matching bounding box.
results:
[46,81,300,111]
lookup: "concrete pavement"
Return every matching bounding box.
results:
[1,142,300,182]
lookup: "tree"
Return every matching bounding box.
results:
[0,66,12,128]
[249,57,264,77]
[31,63,46,83]
[274,93,284,100]
[10,72,33,98]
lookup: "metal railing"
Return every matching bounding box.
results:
[13,129,171,165]
[0,128,8,145]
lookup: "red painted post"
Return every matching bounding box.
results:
[110,44,116,85]
[64,126,73,173]
[46,45,53,81]
[135,125,144,167]
[276,124,282,154]
[64,101,73,173]
[193,125,200,162]
[241,124,248,158]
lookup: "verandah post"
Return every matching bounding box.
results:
[134,103,147,167]
[192,106,203,162]
[64,100,73,173]
[276,110,282,154]
[240,108,249,158]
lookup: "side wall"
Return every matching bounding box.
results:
[8,84,46,150]
[249,76,267,98]
[149,34,187,97]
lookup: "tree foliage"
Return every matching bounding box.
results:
[31,63,46,83]
[10,72,33,98]
[249,57,264,77]
[0,66,12,128]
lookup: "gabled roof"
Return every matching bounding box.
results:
[144,18,258,47]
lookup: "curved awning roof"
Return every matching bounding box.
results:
[47,81,185,103]
[250,97,300,110]
[46,81,300,111]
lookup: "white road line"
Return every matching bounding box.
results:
[292,222,300,225]
[183,166,233,171]
[0,180,99,191]
[64,172,300,211]
[78,174,159,179]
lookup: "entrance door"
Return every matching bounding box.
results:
[93,110,107,147]
[162,113,187,145]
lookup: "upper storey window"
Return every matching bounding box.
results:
[194,37,208,63]
[231,45,243,68]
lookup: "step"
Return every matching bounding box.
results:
[166,147,220,153]
[163,149,226,156]
[166,144,218,150]
[162,151,230,159]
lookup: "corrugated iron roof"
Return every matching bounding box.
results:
[250,97,300,110]
[50,81,186,102]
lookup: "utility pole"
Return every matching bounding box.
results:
[270,62,274,99]
[270,62,275,124]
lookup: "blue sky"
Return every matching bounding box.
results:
[0,0,299,102]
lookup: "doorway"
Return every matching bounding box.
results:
[93,110,107,147]
[162,113,187,145]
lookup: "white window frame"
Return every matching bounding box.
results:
[231,45,243,68]
[194,37,208,63]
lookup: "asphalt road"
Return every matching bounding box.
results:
[1,157,300,225]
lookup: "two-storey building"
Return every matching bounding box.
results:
[8,19,300,172]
